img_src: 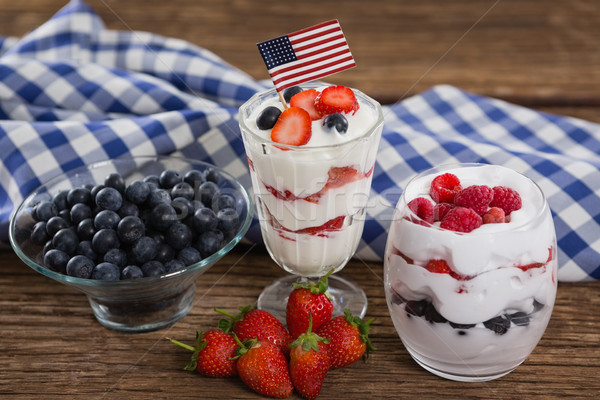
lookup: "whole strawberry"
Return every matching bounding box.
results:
[316,309,375,369]
[234,337,293,398]
[168,329,237,378]
[286,270,334,339]
[216,305,292,357]
[289,315,330,400]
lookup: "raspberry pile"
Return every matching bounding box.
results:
[26,168,243,281]
[407,172,522,233]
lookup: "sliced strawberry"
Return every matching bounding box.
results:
[270,107,312,146]
[314,85,359,116]
[425,259,453,274]
[289,89,321,121]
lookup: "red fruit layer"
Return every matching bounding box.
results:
[263,165,374,204]
[263,203,347,239]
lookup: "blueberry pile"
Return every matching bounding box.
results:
[26,168,243,281]
[391,292,544,336]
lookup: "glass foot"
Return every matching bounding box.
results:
[257,274,368,324]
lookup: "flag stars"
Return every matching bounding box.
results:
[257,35,297,70]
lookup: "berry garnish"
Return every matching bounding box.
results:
[256,106,281,130]
[270,106,312,146]
[282,85,303,103]
[425,259,452,274]
[433,202,455,221]
[407,197,434,224]
[289,89,321,120]
[490,186,522,215]
[314,85,359,116]
[323,113,348,134]
[454,185,494,215]
[440,206,483,233]
[482,207,506,224]
[429,173,461,203]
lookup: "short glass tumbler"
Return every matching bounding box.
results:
[383,163,558,381]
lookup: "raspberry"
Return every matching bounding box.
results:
[429,173,461,203]
[407,197,434,224]
[440,206,482,233]
[490,186,522,215]
[454,185,494,215]
[483,207,506,224]
[433,202,455,222]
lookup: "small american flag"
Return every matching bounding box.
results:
[257,20,356,92]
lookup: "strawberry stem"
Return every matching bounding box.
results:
[167,337,195,352]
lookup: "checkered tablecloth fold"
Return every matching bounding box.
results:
[1,0,598,281]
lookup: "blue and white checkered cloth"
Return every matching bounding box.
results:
[1,0,598,282]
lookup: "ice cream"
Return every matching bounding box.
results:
[383,164,558,381]
[239,84,383,277]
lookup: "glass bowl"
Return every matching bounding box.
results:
[9,155,253,333]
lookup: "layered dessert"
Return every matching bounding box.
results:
[384,164,558,381]
[239,84,383,277]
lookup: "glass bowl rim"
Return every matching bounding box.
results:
[8,154,254,289]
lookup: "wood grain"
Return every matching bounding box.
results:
[1,1,599,398]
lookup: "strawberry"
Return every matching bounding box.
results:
[234,337,293,398]
[289,315,330,400]
[425,259,453,274]
[216,305,293,357]
[315,309,375,369]
[314,86,359,116]
[429,172,462,203]
[286,269,334,339]
[290,89,321,120]
[270,106,312,146]
[168,330,237,378]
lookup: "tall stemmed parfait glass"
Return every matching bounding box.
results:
[238,83,384,322]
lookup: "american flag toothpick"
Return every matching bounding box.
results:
[257,19,356,106]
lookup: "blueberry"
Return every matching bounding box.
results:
[256,106,282,130]
[89,184,105,202]
[67,187,92,207]
[204,168,220,184]
[125,180,151,204]
[121,265,144,280]
[46,216,70,236]
[94,210,121,230]
[52,190,69,211]
[30,221,50,245]
[192,207,218,232]
[405,300,428,317]
[34,200,58,222]
[77,218,96,241]
[195,230,222,257]
[104,173,126,194]
[70,203,93,225]
[171,182,194,201]
[217,193,236,210]
[165,259,186,273]
[323,113,348,134]
[52,228,79,255]
[150,203,177,231]
[165,222,192,250]
[171,197,194,220]
[283,86,303,103]
[103,248,127,267]
[483,315,511,335]
[76,240,97,261]
[183,169,205,187]
[92,262,120,281]
[449,322,476,330]
[143,174,160,187]
[141,260,166,277]
[424,303,447,324]
[95,187,123,211]
[159,169,181,189]
[155,242,176,263]
[507,312,530,327]
[66,255,95,278]
[177,246,201,266]
[217,208,240,232]
[91,228,120,254]
[118,201,139,218]
[116,215,145,244]
[146,188,171,208]
[44,249,69,273]
[58,209,72,223]
[130,236,157,264]
[198,181,220,208]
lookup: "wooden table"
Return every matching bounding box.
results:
[1,1,599,399]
